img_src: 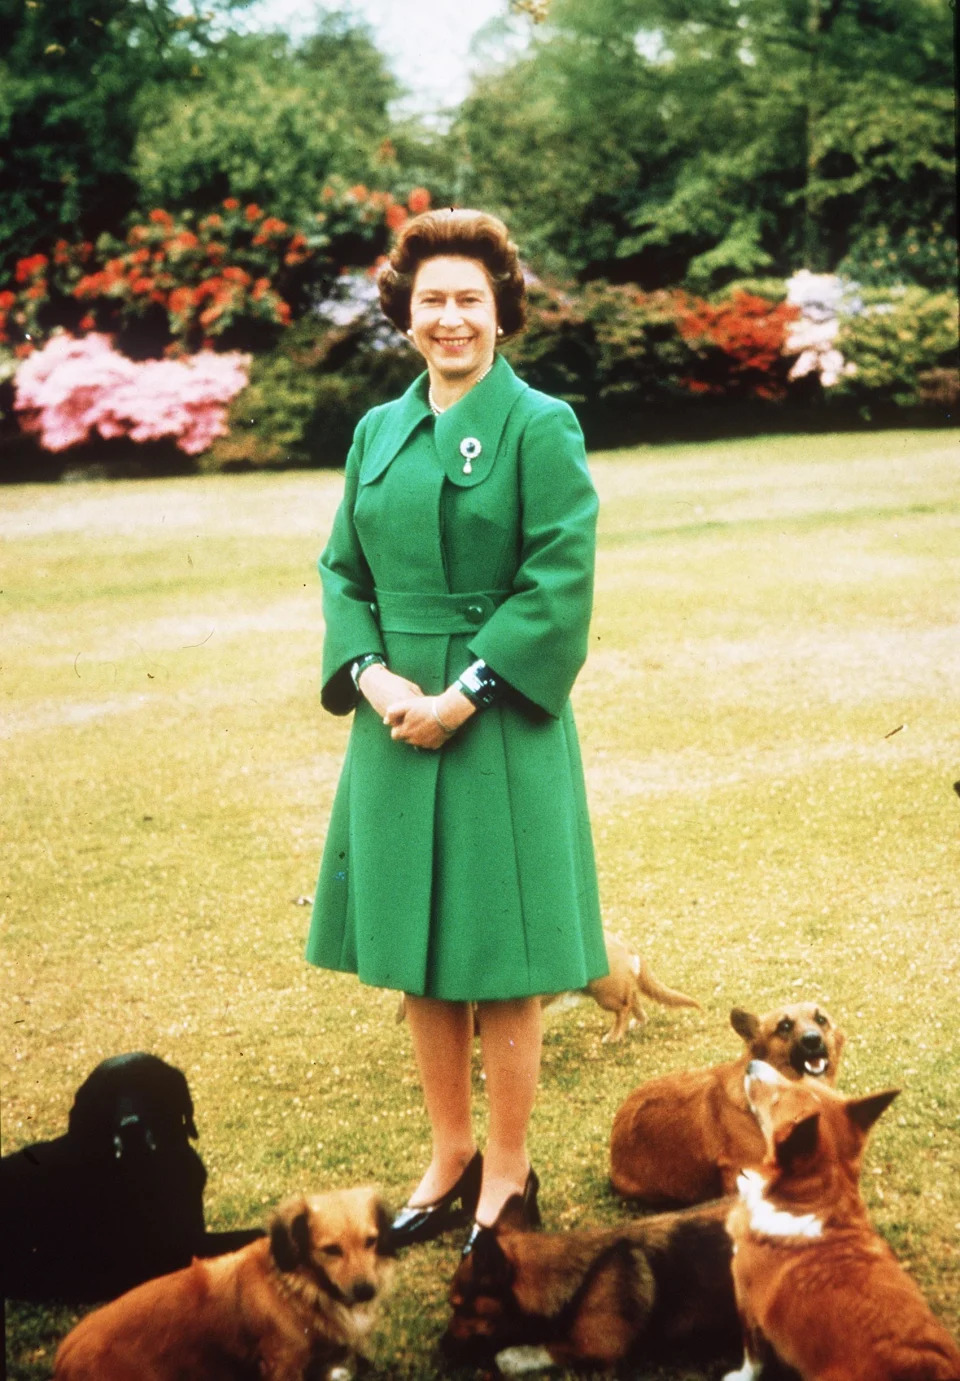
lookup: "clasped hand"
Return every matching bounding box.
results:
[357,663,475,751]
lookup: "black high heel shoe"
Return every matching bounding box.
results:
[461,1165,540,1257]
[388,1151,483,1250]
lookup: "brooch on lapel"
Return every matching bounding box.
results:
[459,437,482,475]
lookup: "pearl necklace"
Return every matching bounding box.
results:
[428,360,494,417]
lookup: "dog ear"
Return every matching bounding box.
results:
[567,1240,645,1361]
[775,1111,821,1169]
[845,1088,899,1135]
[494,1193,533,1235]
[375,1198,396,1257]
[173,1067,200,1139]
[468,1226,513,1289]
[270,1198,312,1273]
[731,1008,760,1044]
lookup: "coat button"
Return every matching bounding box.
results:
[464,603,485,625]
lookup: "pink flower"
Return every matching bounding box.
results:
[14,334,250,454]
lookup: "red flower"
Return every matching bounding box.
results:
[169,287,193,316]
[223,198,240,211]
[407,187,431,214]
[149,209,174,227]
[0,290,16,310]
[245,203,263,221]
[79,313,96,331]
[168,231,199,252]
[15,254,48,283]
[348,184,369,201]
[386,203,408,231]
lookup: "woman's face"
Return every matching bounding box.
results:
[408,255,498,387]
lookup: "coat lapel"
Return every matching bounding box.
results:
[358,374,432,485]
[434,354,528,489]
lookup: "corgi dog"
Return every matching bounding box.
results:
[724,1061,960,1381]
[611,1002,844,1205]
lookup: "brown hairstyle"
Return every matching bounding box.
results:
[378,208,526,337]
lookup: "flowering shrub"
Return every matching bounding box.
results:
[207,271,419,470]
[784,271,859,389]
[832,285,958,412]
[14,333,250,454]
[674,291,802,400]
[1,184,432,358]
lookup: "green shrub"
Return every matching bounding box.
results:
[205,296,421,471]
[833,286,958,412]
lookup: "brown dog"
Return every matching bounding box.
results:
[398,932,701,1043]
[545,931,701,1042]
[724,1061,960,1381]
[610,1002,844,1205]
[442,1196,740,1374]
[54,1186,394,1381]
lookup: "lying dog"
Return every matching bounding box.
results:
[0,1052,257,1301]
[724,1062,960,1381]
[397,931,700,1044]
[442,1196,739,1374]
[54,1186,394,1381]
[544,931,701,1043]
[610,1002,844,1205]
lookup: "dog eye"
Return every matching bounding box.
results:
[364,1235,378,1249]
[776,1018,793,1036]
[321,1245,344,1258]
[815,1012,828,1027]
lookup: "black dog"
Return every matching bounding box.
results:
[2,1052,261,1302]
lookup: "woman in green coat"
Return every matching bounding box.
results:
[306,208,607,1251]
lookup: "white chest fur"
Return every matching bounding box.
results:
[737,1169,824,1240]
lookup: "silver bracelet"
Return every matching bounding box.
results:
[431,698,457,736]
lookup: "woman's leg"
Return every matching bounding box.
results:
[403,995,478,1205]
[474,996,543,1225]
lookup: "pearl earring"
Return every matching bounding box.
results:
[497,327,504,337]
[406,328,414,338]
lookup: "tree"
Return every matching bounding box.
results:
[455,0,955,289]
[0,0,249,278]
[132,17,400,224]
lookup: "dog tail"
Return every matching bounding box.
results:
[635,959,701,1011]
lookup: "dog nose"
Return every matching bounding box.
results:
[351,1281,376,1303]
[799,1030,827,1053]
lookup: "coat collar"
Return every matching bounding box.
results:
[358,354,528,488]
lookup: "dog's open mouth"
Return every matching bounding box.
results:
[803,1055,829,1077]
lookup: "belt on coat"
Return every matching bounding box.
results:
[372,588,511,635]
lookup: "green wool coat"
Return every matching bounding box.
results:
[306,354,608,1000]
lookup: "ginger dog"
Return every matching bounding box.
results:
[54,1187,394,1381]
[545,930,701,1042]
[610,1002,844,1205]
[724,1061,960,1381]
[398,931,700,1043]
[443,1196,739,1374]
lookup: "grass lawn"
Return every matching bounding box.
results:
[3,427,959,1378]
